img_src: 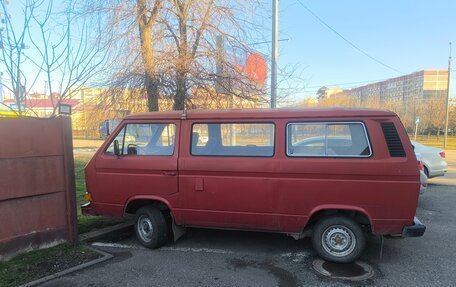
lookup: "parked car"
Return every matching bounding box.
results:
[411,141,447,178]
[293,136,371,156]
[82,108,425,263]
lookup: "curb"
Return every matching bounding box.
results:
[78,221,134,242]
[20,246,113,287]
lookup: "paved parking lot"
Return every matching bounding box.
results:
[44,152,456,287]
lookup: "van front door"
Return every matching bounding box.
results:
[93,120,179,216]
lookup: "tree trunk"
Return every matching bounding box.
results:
[145,73,159,112]
[137,0,159,112]
[173,71,186,110]
[172,2,188,111]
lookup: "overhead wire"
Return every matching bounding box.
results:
[302,78,391,90]
[295,0,404,75]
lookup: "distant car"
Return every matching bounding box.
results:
[292,136,371,156]
[411,141,448,178]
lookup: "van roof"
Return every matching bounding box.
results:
[125,107,396,120]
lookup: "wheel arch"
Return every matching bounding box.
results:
[307,205,374,233]
[125,196,186,242]
[124,195,173,215]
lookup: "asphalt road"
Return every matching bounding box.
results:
[44,154,456,287]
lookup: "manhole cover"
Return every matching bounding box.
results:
[312,258,374,281]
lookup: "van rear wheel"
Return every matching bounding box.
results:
[312,215,365,263]
[134,206,168,249]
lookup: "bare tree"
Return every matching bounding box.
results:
[0,0,36,115]
[422,94,446,139]
[448,98,456,136]
[318,90,359,108]
[84,0,269,110]
[83,0,306,113]
[0,0,108,117]
[80,0,164,112]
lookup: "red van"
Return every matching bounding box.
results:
[82,108,425,262]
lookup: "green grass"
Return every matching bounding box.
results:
[74,157,89,210]
[74,157,126,234]
[0,243,99,287]
[410,135,456,150]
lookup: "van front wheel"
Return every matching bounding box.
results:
[134,206,168,249]
[312,216,365,263]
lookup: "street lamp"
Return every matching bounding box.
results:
[271,0,278,108]
[444,42,452,149]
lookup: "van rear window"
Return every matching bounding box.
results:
[287,122,371,157]
[191,123,274,157]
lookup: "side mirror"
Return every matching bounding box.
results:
[114,139,121,156]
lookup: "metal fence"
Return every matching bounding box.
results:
[0,116,77,259]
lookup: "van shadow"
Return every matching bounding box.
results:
[170,227,314,256]
[105,225,390,264]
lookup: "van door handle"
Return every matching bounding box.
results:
[162,171,177,176]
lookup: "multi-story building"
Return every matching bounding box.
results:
[344,70,448,105]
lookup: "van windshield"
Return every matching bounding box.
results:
[106,123,176,156]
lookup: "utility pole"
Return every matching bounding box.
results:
[444,42,452,149]
[270,0,278,108]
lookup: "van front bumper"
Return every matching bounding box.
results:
[402,217,426,237]
[81,202,98,216]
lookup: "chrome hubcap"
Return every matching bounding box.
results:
[137,215,154,243]
[322,225,356,257]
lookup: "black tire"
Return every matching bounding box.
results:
[134,206,168,249]
[424,166,429,178]
[311,215,365,263]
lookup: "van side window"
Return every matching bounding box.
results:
[287,122,371,157]
[105,123,176,156]
[191,123,274,157]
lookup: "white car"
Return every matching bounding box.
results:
[411,141,448,178]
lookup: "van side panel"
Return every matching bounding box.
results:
[275,117,420,235]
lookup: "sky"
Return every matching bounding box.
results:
[268,0,456,101]
[1,0,456,104]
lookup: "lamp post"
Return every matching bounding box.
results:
[444,42,452,149]
[270,0,278,108]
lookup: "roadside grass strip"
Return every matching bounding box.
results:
[0,244,103,287]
